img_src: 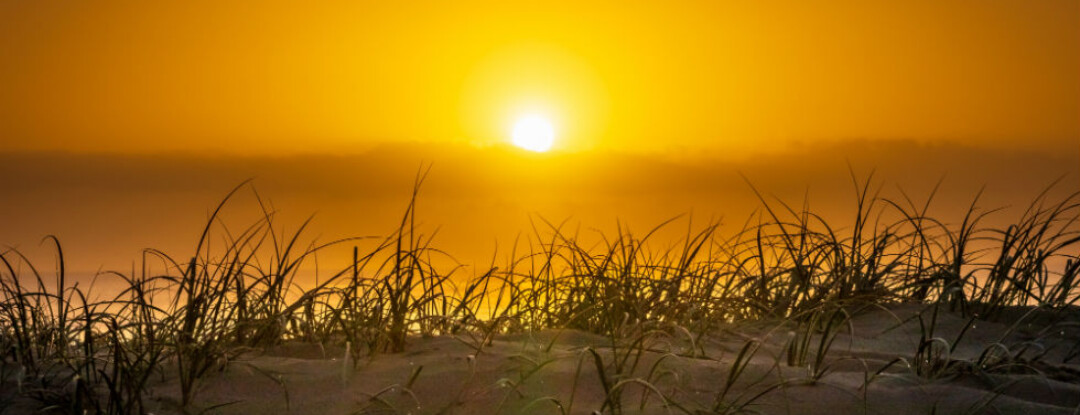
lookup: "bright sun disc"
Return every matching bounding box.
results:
[511,115,555,152]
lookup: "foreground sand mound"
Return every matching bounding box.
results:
[3,304,1078,414]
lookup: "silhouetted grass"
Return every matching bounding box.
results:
[1,174,1078,414]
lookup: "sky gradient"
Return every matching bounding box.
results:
[1,1,1078,278]
[2,1,1077,155]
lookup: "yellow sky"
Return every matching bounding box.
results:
[2,1,1077,155]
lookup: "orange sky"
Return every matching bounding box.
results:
[1,2,1078,278]
[2,1,1077,155]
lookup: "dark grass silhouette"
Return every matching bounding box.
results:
[2,172,1079,414]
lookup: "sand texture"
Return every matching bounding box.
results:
[6,304,1076,415]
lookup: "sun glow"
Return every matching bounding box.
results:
[511,115,555,152]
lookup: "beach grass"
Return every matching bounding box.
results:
[2,175,1078,414]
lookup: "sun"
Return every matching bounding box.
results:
[511,115,555,152]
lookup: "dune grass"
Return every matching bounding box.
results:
[1,173,1078,414]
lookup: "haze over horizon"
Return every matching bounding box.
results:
[2,140,1076,279]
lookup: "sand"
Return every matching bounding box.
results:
[3,304,1079,414]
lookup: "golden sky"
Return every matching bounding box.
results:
[1,2,1078,277]
[2,1,1077,155]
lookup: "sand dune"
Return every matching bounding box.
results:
[6,304,1073,414]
